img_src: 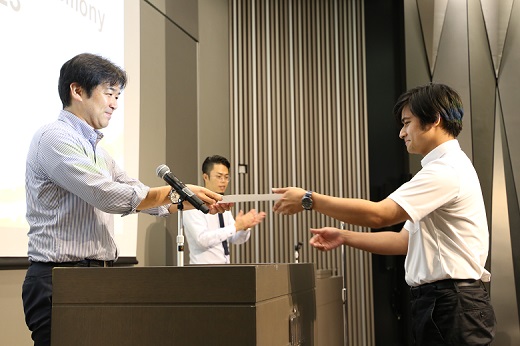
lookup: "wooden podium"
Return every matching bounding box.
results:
[51,263,315,346]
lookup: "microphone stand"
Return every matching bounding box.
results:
[340,222,348,346]
[175,195,186,267]
[294,242,303,263]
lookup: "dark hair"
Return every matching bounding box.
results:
[393,83,463,137]
[58,53,127,108]
[202,155,231,175]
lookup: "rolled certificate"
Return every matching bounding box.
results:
[220,194,282,203]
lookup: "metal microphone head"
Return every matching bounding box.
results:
[156,164,170,179]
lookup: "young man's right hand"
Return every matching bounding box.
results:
[234,209,267,231]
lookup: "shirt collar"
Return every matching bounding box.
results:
[58,110,104,147]
[420,139,460,167]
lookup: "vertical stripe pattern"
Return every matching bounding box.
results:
[230,0,374,344]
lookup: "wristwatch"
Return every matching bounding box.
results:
[301,190,313,210]
[168,188,180,204]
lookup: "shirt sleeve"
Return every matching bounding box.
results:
[38,128,149,215]
[110,158,171,216]
[139,205,171,217]
[388,161,460,223]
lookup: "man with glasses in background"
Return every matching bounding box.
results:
[182,155,266,264]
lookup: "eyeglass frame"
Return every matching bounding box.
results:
[210,174,231,182]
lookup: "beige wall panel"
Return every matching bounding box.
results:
[147,0,199,40]
[164,14,199,266]
[0,270,32,345]
[137,2,168,267]
[198,0,231,184]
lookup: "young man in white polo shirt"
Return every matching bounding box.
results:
[272,83,496,345]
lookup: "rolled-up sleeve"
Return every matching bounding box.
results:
[38,128,153,215]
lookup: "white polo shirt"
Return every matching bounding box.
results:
[389,140,491,287]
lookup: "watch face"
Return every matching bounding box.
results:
[169,190,180,204]
[302,196,313,210]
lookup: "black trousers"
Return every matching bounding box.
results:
[410,280,496,345]
[22,262,53,346]
[22,260,113,346]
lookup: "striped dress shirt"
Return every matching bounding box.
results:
[25,110,169,263]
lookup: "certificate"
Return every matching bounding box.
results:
[220,194,282,203]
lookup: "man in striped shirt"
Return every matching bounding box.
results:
[22,53,229,346]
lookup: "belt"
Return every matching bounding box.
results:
[31,259,114,267]
[410,279,483,297]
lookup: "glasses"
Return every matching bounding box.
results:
[211,175,230,182]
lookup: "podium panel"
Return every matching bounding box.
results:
[51,263,315,346]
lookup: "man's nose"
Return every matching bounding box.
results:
[110,99,118,110]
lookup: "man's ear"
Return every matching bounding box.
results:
[434,113,442,127]
[202,173,209,184]
[69,82,84,102]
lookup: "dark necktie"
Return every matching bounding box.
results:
[218,213,230,255]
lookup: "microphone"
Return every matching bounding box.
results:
[156,164,210,214]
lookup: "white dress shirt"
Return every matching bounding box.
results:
[389,140,490,287]
[182,209,251,264]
